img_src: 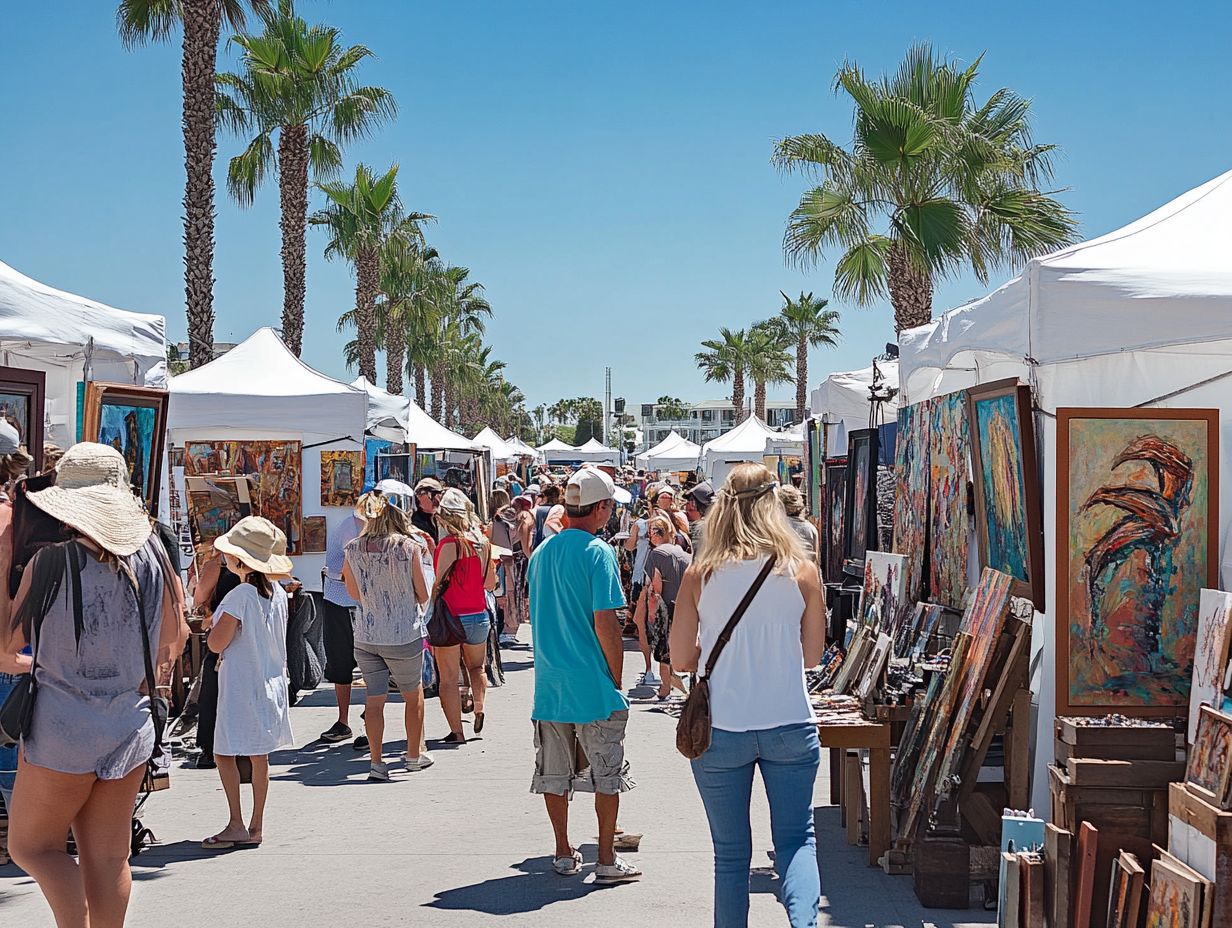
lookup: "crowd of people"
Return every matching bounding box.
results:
[0,435,829,928]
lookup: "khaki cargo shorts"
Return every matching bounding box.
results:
[531,709,637,797]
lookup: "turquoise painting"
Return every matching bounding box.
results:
[98,402,157,501]
[974,392,1030,583]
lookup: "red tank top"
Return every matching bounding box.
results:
[434,536,487,616]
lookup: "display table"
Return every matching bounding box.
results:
[818,720,891,867]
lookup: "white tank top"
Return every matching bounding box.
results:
[697,555,816,732]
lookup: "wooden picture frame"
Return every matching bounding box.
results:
[1186,705,1232,808]
[81,382,169,515]
[966,379,1044,611]
[1056,407,1219,718]
[0,366,45,475]
[823,457,848,585]
[842,428,880,563]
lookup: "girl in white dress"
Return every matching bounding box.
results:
[202,517,295,850]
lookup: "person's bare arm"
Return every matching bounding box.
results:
[623,522,640,552]
[483,543,498,592]
[208,611,240,654]
[411,550,428,606]
[0,547,39,659]
[797,561,826,667]
[545,505,565,535]
[669,566,703,672]
[518,514,533,553]
[432,541,457,596]
[156,571,190,685]
[343,556,361,601]
[594,608,624,689]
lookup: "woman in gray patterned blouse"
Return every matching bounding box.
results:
[343,493,432,780]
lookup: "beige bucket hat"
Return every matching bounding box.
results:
[214,516,295,575]
[26,442,152,556]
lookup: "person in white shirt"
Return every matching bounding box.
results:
[670,463,826,928]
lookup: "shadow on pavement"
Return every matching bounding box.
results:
[424,851,621,914]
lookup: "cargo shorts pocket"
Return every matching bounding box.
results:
[576,710,636,795]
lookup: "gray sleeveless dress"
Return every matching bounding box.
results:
[24,537,165,779]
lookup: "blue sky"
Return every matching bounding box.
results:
[2,2,1230,412]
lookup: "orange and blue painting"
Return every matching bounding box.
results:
[973,392,1030,582]
[893,400,931,601]
[1063,411,1216,712]
[929,391,970,608]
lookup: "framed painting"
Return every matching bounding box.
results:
[1144,854,1203,928]
[806,419,823,519]
[320,450,363,507]
[966,379,1044,611]
[929,390,970,609]
[301,515,328,554]
[823,457,848,585]
[843,429,880,563]
[364,437,393,491]
[184,475,253,551]
[858,551,907,634]
[1185,705,1232,807]
[1190,589,1232,742]
[1056,407,1219,717]
[1106,851,1144,928]
[184,440,304,555]
[81,382,169,514]
[893,399,932,602]
[0,366,44,475]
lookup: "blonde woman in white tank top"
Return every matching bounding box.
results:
[670,463,826,928]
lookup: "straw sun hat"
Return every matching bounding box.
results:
[26,442,152,557]
[214,516,295,576]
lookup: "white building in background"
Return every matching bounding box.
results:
[637,399,801,449]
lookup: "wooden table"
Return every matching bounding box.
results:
[818,720,892,867]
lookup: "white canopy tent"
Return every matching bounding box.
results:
[897,167,1232,814]
[168,328,367,591]
[350,376,411,442]
[0,259,167,448]
[636,430,702,472]
[765,424,806,459]
[809,360,900,458]
[572,437,620,465]
[537,437,579,465]
[701,416,782,485]
[473,427,518,463]
[505,435,539,458]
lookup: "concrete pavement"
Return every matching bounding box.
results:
[1,639,995,927]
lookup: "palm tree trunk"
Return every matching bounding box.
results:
[413,363,426,408]
[355,246,379,383]
[430,363,445,420]
[278,123,309,357]
[732,372,746,423]
[755,380,767,420]
[796,332,808,422]
[181,0,222,368]
[385,321,405,395]
[887,241,934,334]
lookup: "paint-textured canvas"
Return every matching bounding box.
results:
[302,515,327,554]
[320,450,364,507]
[1057,408,1218,716]
[859,551,907,634]
[929,391,970,609]
[185,475,253,549]
[1186,706,1232,804]
[1144,857,1202,928]
[1190,589,1232,742]
[364,438,392,490]
[807,420,823,518]
[185,440,304,555]
[967,380,1043,610]
[844,429,880,562]
[824,458,848,585]
[895,602,944,660]
[81,383,168,514]
[894,399,932,601]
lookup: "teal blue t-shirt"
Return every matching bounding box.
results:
[528,529,629,724]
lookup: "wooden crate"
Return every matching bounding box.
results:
[1063,757,1186,788]
[1167,782,1232,927]
[1053,718,1175,759]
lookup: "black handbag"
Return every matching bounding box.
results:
[426,558,467,648]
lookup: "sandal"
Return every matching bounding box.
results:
[473,711,485,734]
[201,830,249,850]
[461,693,475,714]
[553,849,583,876]
[442,731,466,744]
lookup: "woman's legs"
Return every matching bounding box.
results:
[365,695,387,766]
[758,724,822,928]
[690,729,758,928]
[7,755,95,928]
[247,755,269,842]
[69,764,146,928]
[211,755,250,841]
[434,645,464,735]
[463,641,487,716]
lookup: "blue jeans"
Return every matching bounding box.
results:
[0,672,19,811]
[690,723,821,928]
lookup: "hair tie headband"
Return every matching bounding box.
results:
[723,481,778,501]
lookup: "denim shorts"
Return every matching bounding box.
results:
[458,612,491,646]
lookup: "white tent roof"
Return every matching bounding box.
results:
[636,430,702,470]
[572,437,620,464]
[577,437,616,453]
[505,436,539,458]
[702,415,780,456]
[0,258,166,385]
[350,376,410,438]
[537,438,576,452]
[169,328,366,439]
[810,360,900,437]
[473,427,517,461]
[402,399,479,451]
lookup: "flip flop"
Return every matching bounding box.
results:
[201,834,242,850]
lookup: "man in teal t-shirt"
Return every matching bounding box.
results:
[528,467,642,884]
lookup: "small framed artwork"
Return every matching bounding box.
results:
[1185,705,1232,807]
[301,516,328,554]
[966,379,1044,611]
[842,429,880,563]
[0,365,45,475]
[320,450,364,507]
[81,382,169,515]
[823,457,848,585]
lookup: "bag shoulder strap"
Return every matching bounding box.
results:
[701,555,777,681]
[118,548,166,761]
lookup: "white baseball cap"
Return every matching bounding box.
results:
[565,466,631,507]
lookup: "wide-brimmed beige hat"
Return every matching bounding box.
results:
[214,516,295,575]
[26,442,152,556]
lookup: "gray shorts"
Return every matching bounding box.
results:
[531,710,636,796]
[353,640,425,696]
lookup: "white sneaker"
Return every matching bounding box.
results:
[642,670,661,687]
[403,752,435,771]
[368,761,391,782]
[595,855,642,883]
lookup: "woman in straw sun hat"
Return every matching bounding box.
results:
[1,442,188,927]
[202,516,295,850]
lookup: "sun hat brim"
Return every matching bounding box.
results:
[26,483,152,557]
[214,534,295,576]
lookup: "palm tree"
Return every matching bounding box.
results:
[118,0,271,368]
[376,240,438,396]
[773,43,1077,333]
[427,267,491,421]
[695,327,752,423]
[656,396,689,422]
[773,291,841,420]
[747,322,794,421]
[312,163,426,383]
[216,0,396,356]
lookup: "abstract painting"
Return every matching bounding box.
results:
[320,450,364,507]
[893,399,932,601]
[895,602,944,661]
[929,390,970,609]
[1186,705,1232,806]
[1144,855,1203,928]
[0,366,44,476]
[185,475,253,550]
[1190,589,1232,742]
[859,551,907,634]
[807,419,823,519]
[82,383,169,515]
[1057,408,1218,716]
[823,458,848,585]
[185,440,304,555]
[1107,851,1144,928]
[843,429,880,562]
[854,631,893,701]
[966,379,1043,610]
[364,437,392,491]
[301,515,327,554]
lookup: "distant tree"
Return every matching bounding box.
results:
[572,397,604,446]
[747,321,793,421]
[656,396,689,422]
[770,291,840,420]
[695,327,752,423]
